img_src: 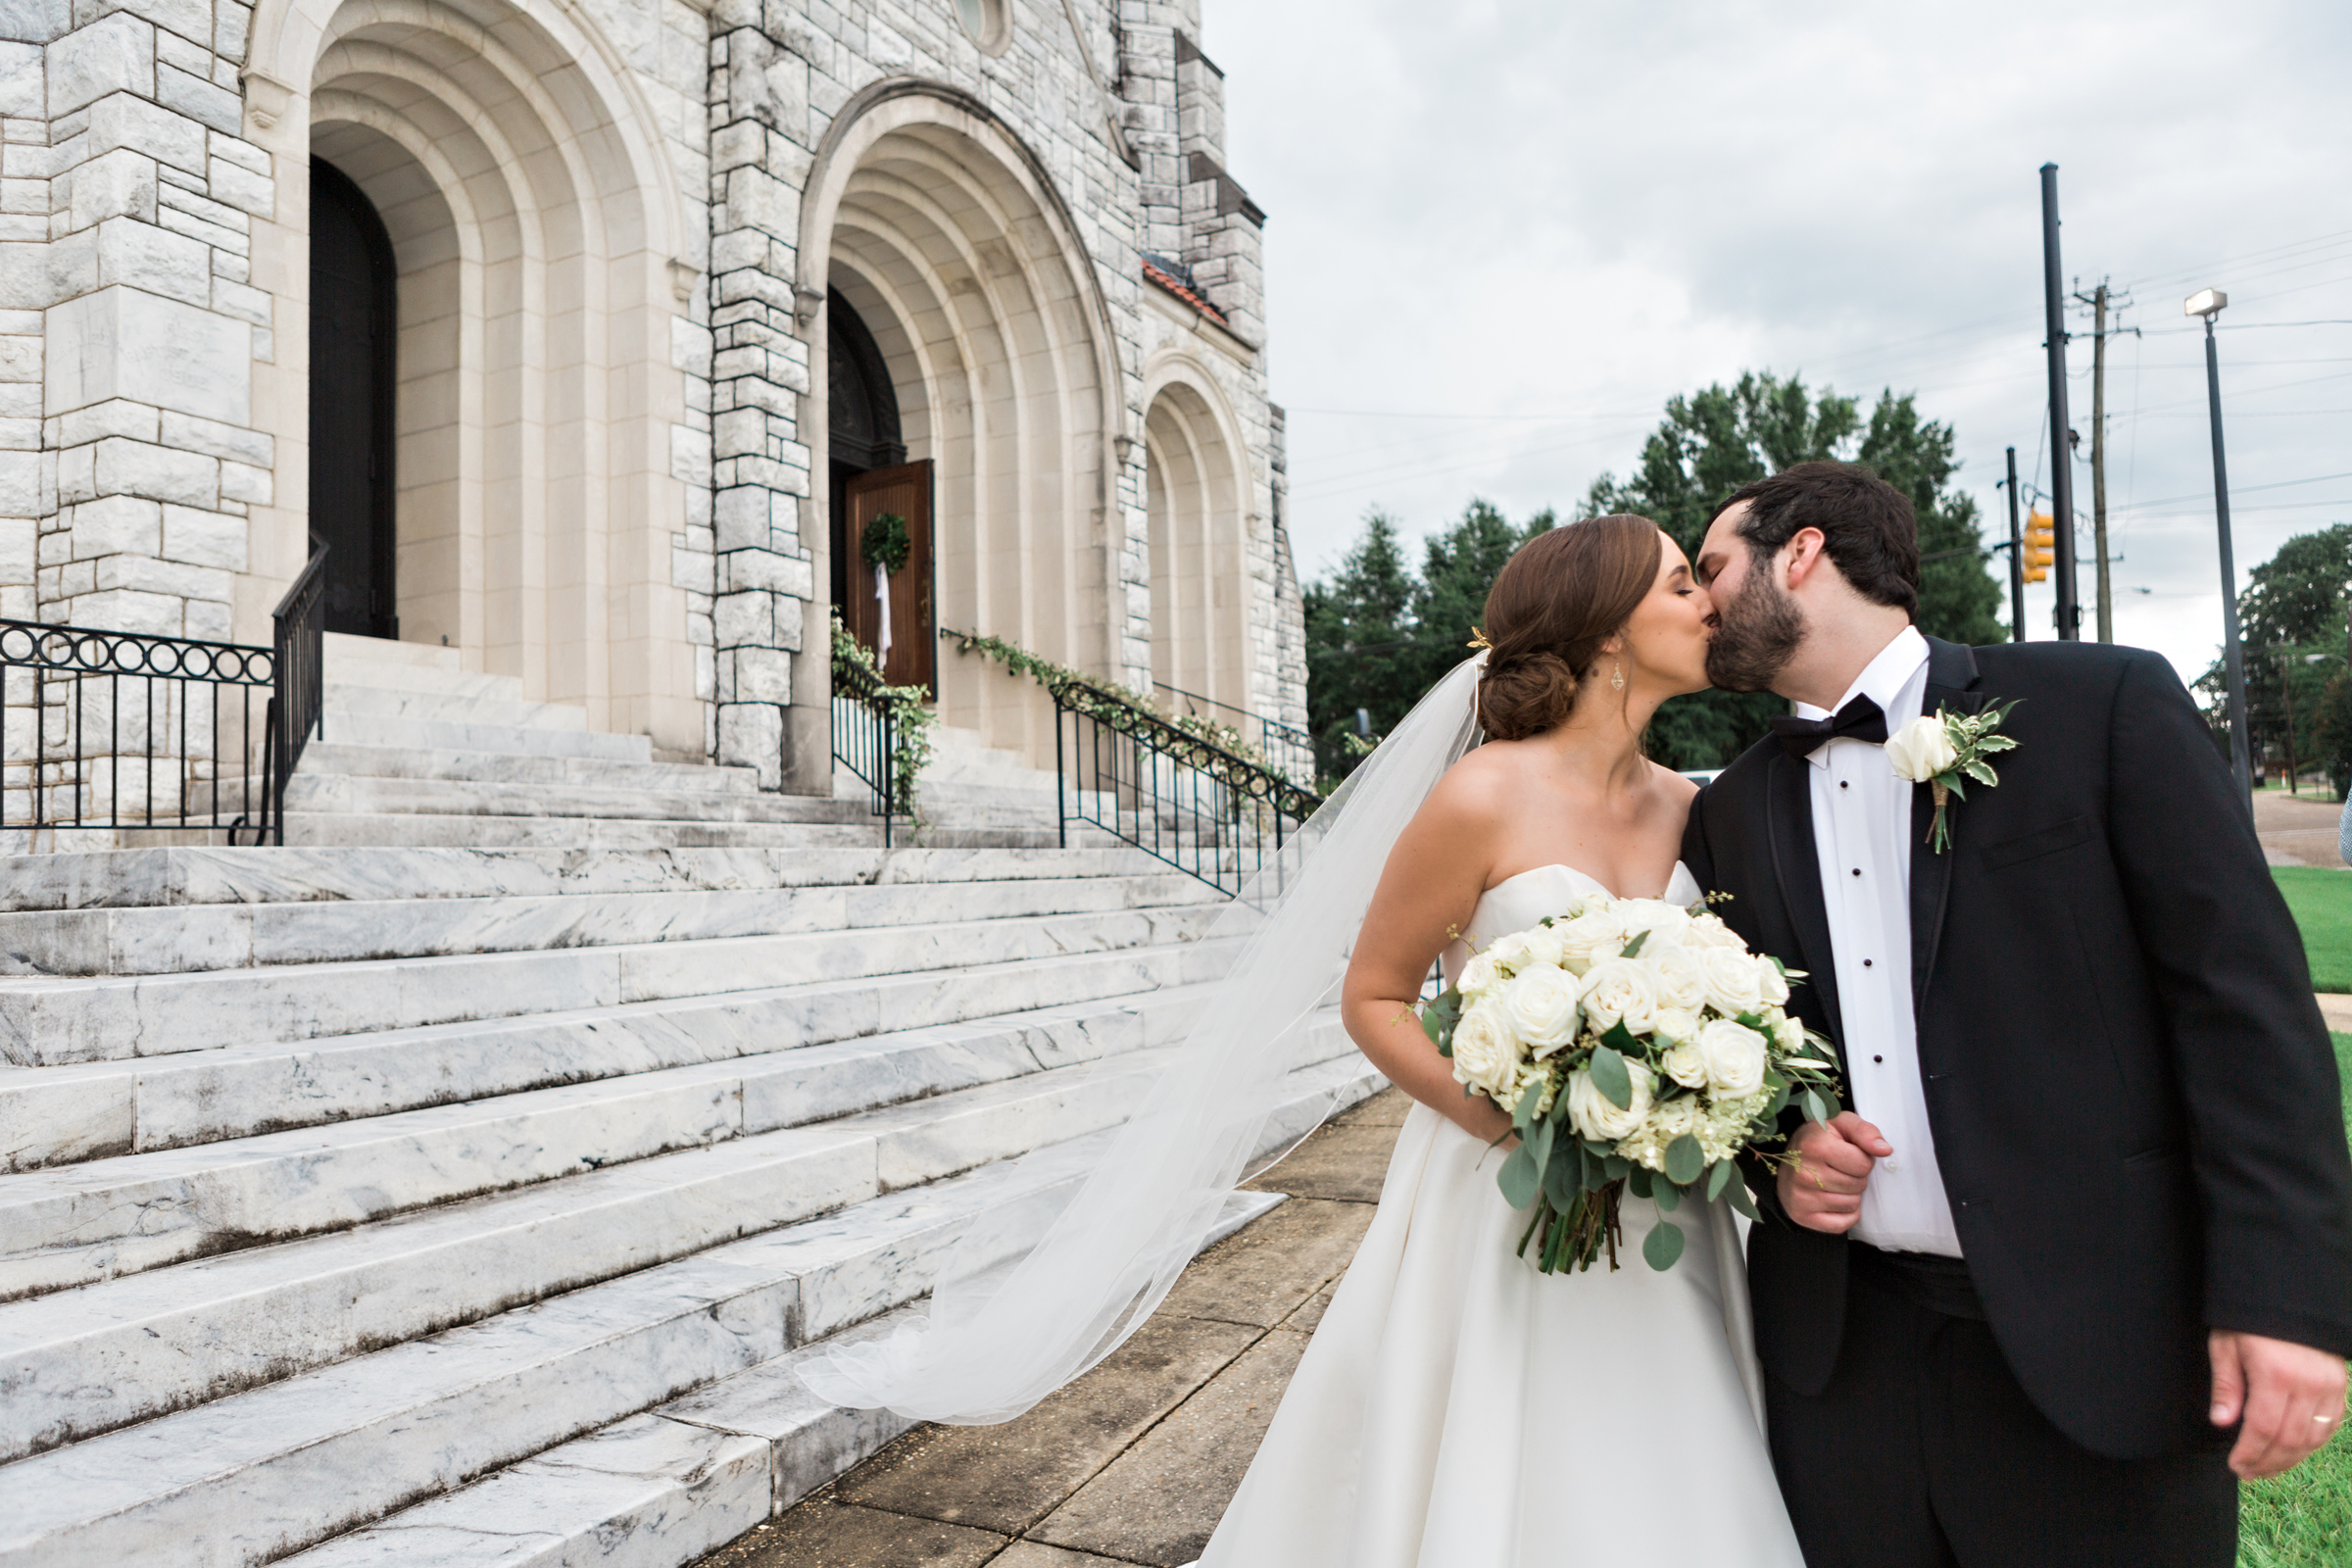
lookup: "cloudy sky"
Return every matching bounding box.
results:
[1207,0,2352,685]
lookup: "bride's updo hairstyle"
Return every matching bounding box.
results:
[1475,514,1663,741]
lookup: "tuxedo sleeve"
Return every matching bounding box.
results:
[2106,651,2352,1354]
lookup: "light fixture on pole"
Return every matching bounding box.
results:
[2188,286,2253,808]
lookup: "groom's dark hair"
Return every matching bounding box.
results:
[1708,461,1919,616]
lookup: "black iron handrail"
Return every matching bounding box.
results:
[1052,675,1322,895]
[830,649,904,847]
[0,619,278,846]
[259,543,330,845]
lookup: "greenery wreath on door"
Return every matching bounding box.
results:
[859,512,911,575]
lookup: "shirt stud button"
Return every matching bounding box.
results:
[1873,1054,1885,1063]
[1863,958,1873,967]
[1851,868,1862,877]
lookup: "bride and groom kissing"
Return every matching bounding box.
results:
[803,461,2352,1566]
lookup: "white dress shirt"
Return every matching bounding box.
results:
[1795,624,1962,1257]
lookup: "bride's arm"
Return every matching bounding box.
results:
[1340,766,1514,1145]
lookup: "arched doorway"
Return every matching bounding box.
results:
[1145,381,1247,717]
[829,288,933,690]
[308,156,398,639]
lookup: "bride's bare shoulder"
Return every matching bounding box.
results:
[1649,759,1700,805]
[1417,739,1538,823]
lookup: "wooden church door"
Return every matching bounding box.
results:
[843,461,935,692]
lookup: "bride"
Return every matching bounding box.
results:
[800,513,1803,1564]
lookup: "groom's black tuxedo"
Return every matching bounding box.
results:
[1683,635,2352,1463]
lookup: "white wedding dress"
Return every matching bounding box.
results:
[1196,863,1805,1568]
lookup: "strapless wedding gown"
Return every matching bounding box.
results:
[1196,863,1803,1567]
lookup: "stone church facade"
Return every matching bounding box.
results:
[0,0,1305,794]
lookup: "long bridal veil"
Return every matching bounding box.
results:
[794,656,1488,1424]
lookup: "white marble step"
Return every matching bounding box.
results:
[281,773,868,825]
[0,1082,1332,1568]
[308,710,651,763]
[0,1028,1366,1466]
[0,844,1173,915]
[0,868,1215,978]
[280,811,882,851]
[2,940,1240,1172]
[0,902,1228,1068]
[0,978,1303,1297]
[323,684,592,734]
[292,744,763,796]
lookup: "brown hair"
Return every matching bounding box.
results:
[1475,514,1663,741]
[1708,460,1919,615]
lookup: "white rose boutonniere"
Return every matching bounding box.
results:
[1884,701,2022,854]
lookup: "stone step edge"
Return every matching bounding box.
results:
[290,742,764,791]
[0,938,1236,1171]
[279,1190,1293,1568]
[0,867,1222,980]
[0,843,1173,915]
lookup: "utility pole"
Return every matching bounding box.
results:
[2071,279,2138,643]
[2003,446,2026,642]
[2276,649,2300,796]
[2039,164,2081,639]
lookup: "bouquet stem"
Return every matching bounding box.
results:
[1516,1182,1624,1274]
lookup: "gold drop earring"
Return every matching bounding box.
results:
[1611,661,1626,693]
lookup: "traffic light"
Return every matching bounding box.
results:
[2022,511,2056,584]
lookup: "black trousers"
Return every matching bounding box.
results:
[1765,1248,2238,1568]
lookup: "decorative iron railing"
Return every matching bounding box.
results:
[1053,676,1323,896]
[1150,679,1315,762]
[0,544,327,849]
[831,648,905,848]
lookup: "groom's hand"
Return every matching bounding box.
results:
[2209,1329,2350,1479]
[1779,1112,1892,1234]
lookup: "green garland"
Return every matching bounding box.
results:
[940,627,1321,818]
[831,612,934,823]
[859,513,911,576]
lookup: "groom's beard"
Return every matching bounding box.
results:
[1704,565,1805,693]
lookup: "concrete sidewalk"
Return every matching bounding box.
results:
[691,1090,1410,1568]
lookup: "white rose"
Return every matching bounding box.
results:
[1755,956,1791,1006]
[1566,1057,1654,1142]
[1650,1094,1702,1140]
[1498,963,1584,1057]
[1884,713,1958,782]
[1696,1018,1769,1098]
[1653,1005,1700,1046]
[1449,999,1522,1100]
[1579,956,1659,1037]
[1700,945,1765,1017]
[1773,1013,1808,1053]
[1616,899,1694,943]
[1685,912,1748,952]
[1549,906,1626,975]
[1519,923,1570,968]
[1660,1040,1709,1089]
[1482,930,1544,978]
[1457,949,1501,998]
[1646,944,1709,1014]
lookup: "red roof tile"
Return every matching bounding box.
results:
[1142,259,1229,326]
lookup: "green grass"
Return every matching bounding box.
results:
[2233,1032,2352,1564]
[2274,869,2352,993]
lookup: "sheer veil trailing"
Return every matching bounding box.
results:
[793,656,1489,1424]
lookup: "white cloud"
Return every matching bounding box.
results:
[1210,0,2352,685]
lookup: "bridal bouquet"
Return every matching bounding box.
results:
[1420,892,1842,1274]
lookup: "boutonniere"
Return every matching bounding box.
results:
[1884,701,2021,854]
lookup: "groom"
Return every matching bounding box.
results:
[1681,461,2352,1567]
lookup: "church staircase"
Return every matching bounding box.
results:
[0,636,1376,1565]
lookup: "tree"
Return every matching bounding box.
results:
[1583,371,2006,770]
[1303,501,1553,783]
[2197,522,2352,795]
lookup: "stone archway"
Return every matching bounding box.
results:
[1142,378,1248,719]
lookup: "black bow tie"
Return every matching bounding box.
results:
[1769,694,1888,759]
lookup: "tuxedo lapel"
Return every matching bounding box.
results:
[1766,748,1844,1054]
[1909,637,1984,1011]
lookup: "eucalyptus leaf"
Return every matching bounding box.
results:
[1627,1165,1654,1200]
[1727,1179,1762,1221]
[1653,1177,1682,1211]
[1590,1044,1633,1110]
[1706,1159,1736,1200]
[1601,1020,1641,1055]
[1802,1089,1830,1124]
[1621,929,1650,959]
[1545,1147,1578,1211]
[1421,989,1462,1051]
[1498,1143,1542,1208]
[1528,1115,1556,1172]
[1665,1133,1705,1186]
[1642,1218,1687,1272]
[1603,1154,1631,1181]
[1513,1078,1546,1131]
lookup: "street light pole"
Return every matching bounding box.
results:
[2003,445,2026,642]
[2189,286,2254,807]
[2039,164,2081,639]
